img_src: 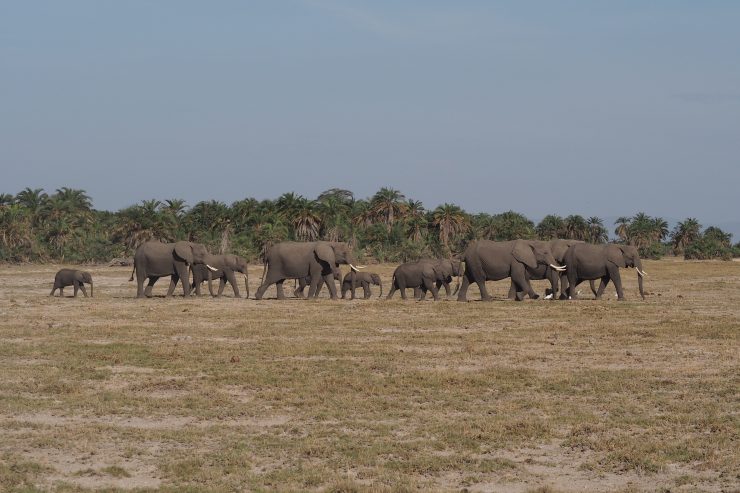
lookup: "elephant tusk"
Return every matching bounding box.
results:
[636,268,647,277]
[206,264,218,272]
[349,263,365,271]
[550,264,567,272]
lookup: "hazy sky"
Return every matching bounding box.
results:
[2,1,739,223]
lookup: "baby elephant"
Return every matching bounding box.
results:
[341,272,383,299]
[50,269,93,297]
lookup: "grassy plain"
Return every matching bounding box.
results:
[0,259,738,492]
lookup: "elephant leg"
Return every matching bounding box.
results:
[73,283,79,297]
[589,279,598,298]
[441,280,451,297]
[274,279,286,300]
[136,268,148,298]
[166,275,179,297]
[423,278,439,301]
[456,276,471,301]
[507,281,517,300]
[224,271,238,297]
[595,276,610,299]
[386,281,397,299]
[415,286,425,301]
[175,264,191,296]
[476,279,492,301]
[50,285,57,296]
[566,269,579,299]
[511,265,537,300]
[323,273,338,299]
[340,282,348,299]
[398,280,408,300]
[608,265,624,300]
[59,287,64,297]
[362,281,371,299]
[78,282,88,298]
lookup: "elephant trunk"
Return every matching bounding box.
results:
[90,281,93,297]
[208,269,215,297]
[636,259,645,300]
[452,261,465,296]
[244,272,250,299]
[378,280,383,298]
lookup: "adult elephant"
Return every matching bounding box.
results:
[190,254,249,298]
[130,241,212,298]
[507,239,580,300]
[254,241,362,300]
[561,243,646,300]
[294,269,340,298]
[341,272,383,299]
[387,260,446,301]
[457,240,565,302]
[417,259,463,300]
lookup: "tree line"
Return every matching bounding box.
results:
[1,187,736,263]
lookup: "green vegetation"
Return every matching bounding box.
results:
[0,186,734,263]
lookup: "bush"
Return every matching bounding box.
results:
[684,237,732,260]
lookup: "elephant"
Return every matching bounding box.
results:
[254,241,363,300]
[294,269,341,298]
[456,239,565,302]
[50,269,93,297]
[190,254,249,298]
[561,243,646,300]
[416,259,463,300]
[341,271,383,299]
[129,240,212,298]
[386,259,449,301]
[506,239,580,300]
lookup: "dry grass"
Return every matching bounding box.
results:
[0,258,738,492]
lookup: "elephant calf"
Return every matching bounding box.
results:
[50,269,93,297]
[341,272,383,299]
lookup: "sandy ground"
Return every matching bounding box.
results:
[0,258,738,492]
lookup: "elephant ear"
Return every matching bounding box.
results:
[314,242,336,266]
[607,245,627,267]
[174,241,194,264]
[512,241,538,269]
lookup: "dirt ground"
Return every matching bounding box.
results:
[0,259,738,492]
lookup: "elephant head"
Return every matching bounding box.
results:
[173,241,210,266]
[513,240,565,272]
[606,244,646,299]
[78,271,93,297]
[369,273,383,298]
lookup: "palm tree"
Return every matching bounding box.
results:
[564,215,588,241]
[0,193,15,206]
[491,211,535,240]
[293,201,322,241]
[317,188,354,204]
[651,217,669,243]
[432,203,470,250]
[536,215,565,240]
[370,188,406,232]
[404,200,426,242]
[586,216,608,244]
[0,205,34,257]
[15,187,48,227]
[162,199,187,218]
[255,222,289,259]
[671,218,701,255]
[614,217,631,242]
[276,192,305,220]
[472,213,497,240]
[317,195,350,242]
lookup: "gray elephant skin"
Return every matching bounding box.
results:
[417,259,463,300]
[50,269,93,297]
[294,270,340,298]
[190,254,249,298]
[130,240,211,298]
[507,239,579,300]
[387,258,460,301]
[255,241,361,300]
[341,272,383,299]
[457,240,565,302]
[561,243,646,300]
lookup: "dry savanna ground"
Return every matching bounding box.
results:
[0,259,738,492]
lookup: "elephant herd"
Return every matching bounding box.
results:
[49,238,647,301]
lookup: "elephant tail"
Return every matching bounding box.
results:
[260,256,268,283]
[128,264,135,282]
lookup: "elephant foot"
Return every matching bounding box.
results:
[530,293,540,300]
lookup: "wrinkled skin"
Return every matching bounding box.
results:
[457,240,562,302]
[386,260,442,301]
[341,272,383,299]
[416,259,463,300]
[561,243,646,300]
[294,269,340,298]
[50,269,93,297]
[190,254,249,298]
[130,241,210,298]
[507,239,575,300]
[255,241,358,300]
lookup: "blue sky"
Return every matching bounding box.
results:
[2,1,739,228]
